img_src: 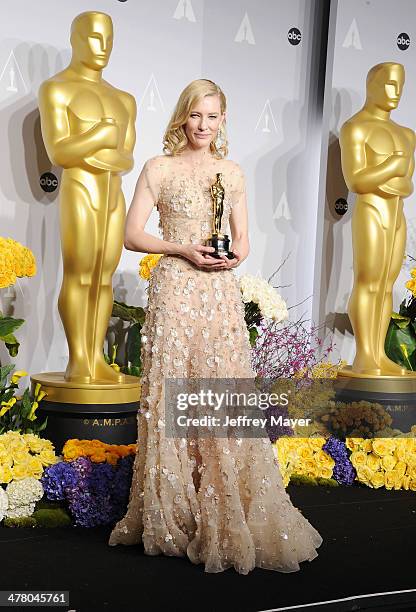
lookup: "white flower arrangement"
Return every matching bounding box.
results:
[4,477,43,518]
[0,487,8,521]
[239,274,288,323]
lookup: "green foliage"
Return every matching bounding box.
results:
[108,300,146,377]
[290,473,339,487]
[0,312,24,357]
[0,366,48,435]
[385,311,416,370]
[32,508,72,528]
[3,516,36,528]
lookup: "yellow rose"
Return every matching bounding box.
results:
[382,455,397,471]
[298,446,314,461]
[356,466,374,484]
[12,449,30,464]
[26,436,47,454]
[373,439,397,457]
[308,438,325,451]
[366,453,380,472]
[369,471,385,489]
[384,471,396,490]
[28,456,43,478]
[38,450,58,466]
[407,466,416,480]
[402,475,411,490]
[350,451,367,468]
[346,437,364,451]
[409,479,416,492]
[12,463,30,480]
[394,460,407,478]
[320,466,333,479]
[0,464,13,483]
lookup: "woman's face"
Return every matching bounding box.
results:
[184,94,224,151]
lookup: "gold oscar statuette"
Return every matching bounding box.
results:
[337,62,416,395]
[32,11,139,412]
[205,173,235,259]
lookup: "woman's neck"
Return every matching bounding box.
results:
[180,146,213,164]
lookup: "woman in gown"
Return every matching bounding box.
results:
[109,79,322,574]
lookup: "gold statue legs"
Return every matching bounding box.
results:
[58,170,125,383]
[348,195,406,375]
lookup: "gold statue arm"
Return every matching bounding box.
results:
[38,82,120,171]
[340,122,410,194]
[87,92,137,174]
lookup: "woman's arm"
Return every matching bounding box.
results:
[124,159,182,255]
[223,164,250,268]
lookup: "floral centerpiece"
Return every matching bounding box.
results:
[385,258,416,369]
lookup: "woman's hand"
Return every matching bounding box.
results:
[180,244,229,270]
[216,247,244,270]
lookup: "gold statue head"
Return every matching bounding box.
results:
[366,62,405,112]
[70,11,113,71]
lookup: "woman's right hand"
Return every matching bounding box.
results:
[179,244,228,270]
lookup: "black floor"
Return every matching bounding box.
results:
[2,485,416,612]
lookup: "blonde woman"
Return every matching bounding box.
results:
[109,79,322,573]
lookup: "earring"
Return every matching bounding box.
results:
[215,124,225,149]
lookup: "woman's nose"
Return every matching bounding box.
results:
[199,117,208,130]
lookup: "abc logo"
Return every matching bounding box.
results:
[335,198,348,216]
[397,32,410,50]
[40,172,58,193]
[288,27,302,46]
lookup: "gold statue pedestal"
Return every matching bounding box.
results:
[31,372,140,453]
[335,368,416,433]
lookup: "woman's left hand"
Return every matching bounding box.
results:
[217,247,243,269]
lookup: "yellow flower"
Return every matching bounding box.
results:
[27,401,39,421]
[382,454,397,471]
[384,471,396,490]
[0,397,17,417]
[38,450,58,466]
[28,456,44,478]
[11,463,30,480]
[320,466,333,479]
[394,460,407,478]
[366,453,380,472]
[372,439,395,457]
[410,480,416,492]
[315,450,335,469]
[356,466,374,484]
[0,464,13,483]
[11,370,28,384]
[139,254,162,280]
[369,471,385,489]
[350,450,367,468]
[346,437,365,451]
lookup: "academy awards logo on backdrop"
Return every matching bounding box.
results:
[173,0,196,22]
[138,74,165,114]
[255,100,278,134]
[397,33,410,50]
[342,18,362,50]
[0,50,28,100]
[334,198,348,216]
[274,192,292,221]
[40,172,58,193]
[288,28,301,46]
[235,13,255,45]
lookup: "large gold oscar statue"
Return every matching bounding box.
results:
[31,11,139,415]
[338,62,416,392]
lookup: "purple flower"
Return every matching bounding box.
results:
[323,436,356,486]
[41,461,78,500]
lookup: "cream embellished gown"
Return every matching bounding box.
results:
[108,154,322,574]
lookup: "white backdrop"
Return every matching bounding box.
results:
[0,0,328,375]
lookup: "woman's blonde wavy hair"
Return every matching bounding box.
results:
[163,79,228,159]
